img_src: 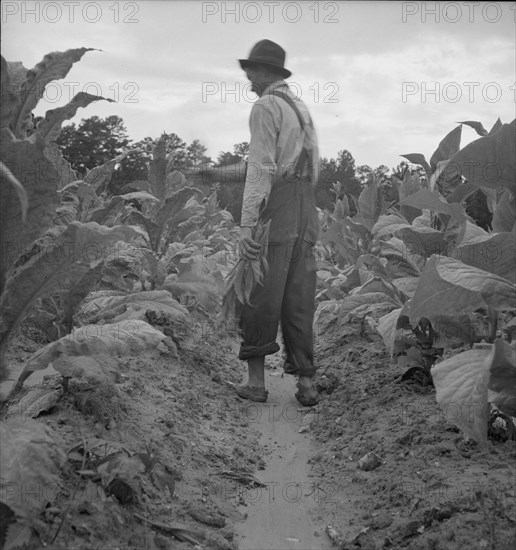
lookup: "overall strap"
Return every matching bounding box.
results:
[268,90,312,180]
[268,90,308,130]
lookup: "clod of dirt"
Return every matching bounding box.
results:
[399,366,433,387]
[396,428,421,446]
[357,452,382,471]
[349,527,377,550]
[189,503,226,528]
[368,511,393,530]
[211,372,223,384]
[326,524,345,546]
[154,533,172,549]
[399,519,422,539]
[204,532,237,550]
[422,504,458,527]
[301,412,318,427]
[105,477,139,504]
[316,373,339,394]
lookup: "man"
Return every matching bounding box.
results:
[234,39,320,406]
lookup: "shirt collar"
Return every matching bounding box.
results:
[262,80,288,96]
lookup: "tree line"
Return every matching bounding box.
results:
[51,114,393,221]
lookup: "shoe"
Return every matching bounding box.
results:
[235,384,268,403]
[295,380,319,406]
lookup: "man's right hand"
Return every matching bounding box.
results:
[239,227,262,261]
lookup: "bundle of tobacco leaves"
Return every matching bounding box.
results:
[221,220,271,321]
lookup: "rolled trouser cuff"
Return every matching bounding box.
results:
[282,359,316,378]
[238,341,280,360]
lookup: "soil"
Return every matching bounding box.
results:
[1,315,515,550]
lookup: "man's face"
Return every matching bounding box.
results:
[244,65,271,96]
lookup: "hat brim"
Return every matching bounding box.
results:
[238,59,291,79]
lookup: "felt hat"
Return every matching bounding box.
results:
[238,39,291,78]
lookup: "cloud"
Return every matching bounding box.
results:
[3,1,514,169]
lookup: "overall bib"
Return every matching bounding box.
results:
[238,92,320,378]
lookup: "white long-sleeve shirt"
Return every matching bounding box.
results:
[240,80,319,227]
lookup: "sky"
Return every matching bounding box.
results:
[2,0,515,169]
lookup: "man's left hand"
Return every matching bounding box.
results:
[239,227,262,261]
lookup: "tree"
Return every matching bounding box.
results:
[315,150,361,211]
[233,141,249,160]
[56,117,212,194]
[356,164,389,187]
[56,115,131,174]
[186,139,211,168]
[216,151,242,166]
[215,142,249,166]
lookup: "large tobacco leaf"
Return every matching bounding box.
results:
[153,187,203,246]
[60,262,104,333]
[125,187,203,253]
[89,195,126,226]
[11,47,97,138]
[431,344,491,446]
[487,339,516,417]
[314,299,341,330]
[0,160,28,223]
[372,212,410,239]
[0,418,66,518]
[491,188,515,232]
[349,276,398,300]
[431,338,516,445]
[429,125,462,170]
[44,141,78,190]
[76,290,189,325]
[0,222,140,366]
[57,181,102,224]
[458,120,488,137]
[406,255,516,328]
[394,226,447,258]
[355,179,380,231]
[378,237,422,278]
[400,126,462,175]
[445,120,515,193]
[321,219,362,265]
[373,213,447,258]
[391,276,420,298]
[400,153,431,172]
[398,189,466,224]
[35,92,115,142]
[1,57,27,130]
[398,173,422,223]
[16,320,174,390]
[451,231,516,283]
[0,129,61,286]
[84,149,135,192]
[377,307,403,356]
[376,308,417,356]
[337,292,399,324]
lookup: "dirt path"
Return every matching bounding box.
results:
[234,368,332,550]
